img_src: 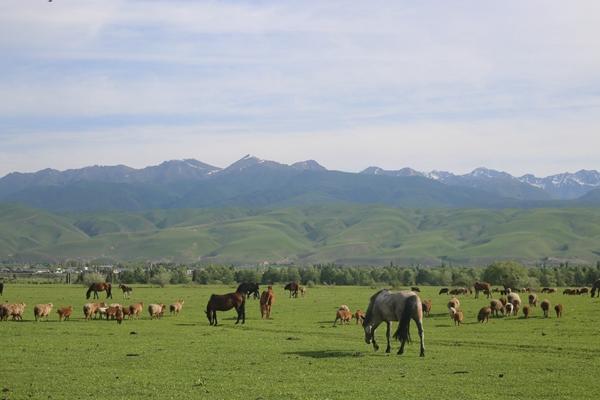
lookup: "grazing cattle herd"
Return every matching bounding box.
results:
[1,278,599,357]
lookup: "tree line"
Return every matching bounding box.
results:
[108,261,600,288]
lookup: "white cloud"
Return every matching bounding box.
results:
[0,1,599,176]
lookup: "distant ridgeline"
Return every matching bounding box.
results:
[2,156,600,213]
[2,202,600,266]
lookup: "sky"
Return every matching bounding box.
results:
[1,1,599,177]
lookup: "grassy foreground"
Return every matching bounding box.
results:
[1,284,599,399]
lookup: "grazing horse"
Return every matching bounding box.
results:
[473,282,492,299]
[438,287,449,295]
[284,282,300,298]
[86,282,112,300]
[206,284,246,326]
[362,289,425,357]
[119,284,133,299]
[237,282,260,299]
[0,282,3,296]
[591,280,600,298]
[259,286,275,319]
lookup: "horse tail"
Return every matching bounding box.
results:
[394,295,418,344]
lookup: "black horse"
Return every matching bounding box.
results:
[0,282,3,296]
[591,279,600,298]
[284,282,299,298]
[236,282,260,299]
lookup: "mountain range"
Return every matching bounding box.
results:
[0,155,599,212]
[3,203,600,265]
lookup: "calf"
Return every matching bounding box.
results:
[477,306,491,323]
[333,309,352,326]
[57,305,73,322]
[421,299,432,317]
[554,304,563,318]
[34,303,53,322]
[169,299,184,316]
[148,303,166,319]
[354,309,365,324]
[490,299,504,317]
[528,293,538,307]
[540,299,551,318]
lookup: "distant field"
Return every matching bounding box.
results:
[2,284,599,399]
[4,203,600,265]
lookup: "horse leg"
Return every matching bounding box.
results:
[416,318,425,357]
[385,321,392,353]
[371,327,379,351]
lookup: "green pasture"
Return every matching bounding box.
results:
[1,284,599,399]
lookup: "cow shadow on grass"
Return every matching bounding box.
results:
[283,350,364,359]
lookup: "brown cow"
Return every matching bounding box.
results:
[554,304,563,318]
[528,293,538,307]
[477,306,491,323]
[129,302,144,319]
[451,309,464,326]
[34,303,53,322]
[333,308,352,326]
[474,282,492,299]
[57,306,73,322]
[169,299,184,316]
[421,299,432,317]
[490,299,504,317]
[540,299,551,318]
[354,309,365,324]
[148,303,166,319]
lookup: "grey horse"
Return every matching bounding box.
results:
[363,289,425,357]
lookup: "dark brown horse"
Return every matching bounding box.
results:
[284,282,299,298]
[0,282,3,296]
[206,284,246,325]
[591,280,600,298]
[86,282,112,299]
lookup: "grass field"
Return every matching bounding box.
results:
[2,284,600,399]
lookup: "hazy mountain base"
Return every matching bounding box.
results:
[2,203,600,266]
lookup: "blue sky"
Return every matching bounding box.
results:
[1,1,599,177]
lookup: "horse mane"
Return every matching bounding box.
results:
[364,289,388,325]
[235,284,245,294]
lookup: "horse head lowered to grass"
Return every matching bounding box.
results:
[205,284,246,326]
[362,289,425,357]
[86,282,112,300]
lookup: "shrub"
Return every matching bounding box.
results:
[81,272,105,286]
[150,271,172,288]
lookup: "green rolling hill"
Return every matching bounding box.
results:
[2,203,600,265]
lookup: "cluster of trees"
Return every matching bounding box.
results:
[101,261,600,288]
[80,265,190,287]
